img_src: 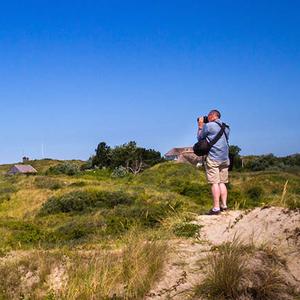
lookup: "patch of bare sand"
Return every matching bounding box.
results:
[146,207,300,299]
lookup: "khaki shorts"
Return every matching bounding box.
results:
[204,156,229,184]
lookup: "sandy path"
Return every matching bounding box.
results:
[146,207,300,299]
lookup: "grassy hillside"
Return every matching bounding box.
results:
[0,160,299,250]
[0,160,299,299]
[0,159,84,174]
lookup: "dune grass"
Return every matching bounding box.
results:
[194,237,295,300]
[0,161,299,299]
[0,161,299,252]
[0,228,168,300]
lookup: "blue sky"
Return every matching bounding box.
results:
[0,0,299,163]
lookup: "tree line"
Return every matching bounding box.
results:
[228,146,300,171]
[89,141,163,174]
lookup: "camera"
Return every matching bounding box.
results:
[197,116,209,123]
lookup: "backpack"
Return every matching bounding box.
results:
[193,122,229,156]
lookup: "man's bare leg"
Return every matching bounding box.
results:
[219,183,227,208]
[211,183,221,210]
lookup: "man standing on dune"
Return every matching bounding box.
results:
[197,109,230,215]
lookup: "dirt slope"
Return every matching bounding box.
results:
[146,207,300,299]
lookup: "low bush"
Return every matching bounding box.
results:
[0,219,46,246]
[80,168,112,180]
[245,186,264,201]
[68,181,86,187]
[0,193,12,203]
[39,190,136,215]
[135,162,202,188]
[0,181,17,203]
[173,222,201,238]
[111,166,128,178]
[169,180,210,200]
[46,162,80,176]
[47,203,177,243]
[111,200,182,228]
[0,184,16,194]
[227,184,267,209]
[34,176,64,190]
[55,220,96,241]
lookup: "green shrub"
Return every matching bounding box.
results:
[173,222,201,238]
[284,194,300,209]
[80,168,112,180]
[246,186,264,201]
[0,182,17,204]
[111,166,128,178]
[46,162,80,176]
[171,181,211,204]
[39,190,136,215]
[0,193,12,203]
[55,220,95,241]
[69,181,86,187]
[0,185,16,194]
[34,176,64,190]
[0,219,46,246]
[104,214,137,235]
[135,162,202,188]
[109,200,182,229]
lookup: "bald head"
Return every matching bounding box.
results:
[208,109,221,122]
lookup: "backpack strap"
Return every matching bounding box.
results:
[209,122,228,147]
[214,121,229,146]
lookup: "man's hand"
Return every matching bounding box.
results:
[198,117,204,129]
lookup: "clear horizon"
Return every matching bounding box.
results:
[1,1,300,164]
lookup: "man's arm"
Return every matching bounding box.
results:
[197,124,208,141]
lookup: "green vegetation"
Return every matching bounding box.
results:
[46,161,81,175]
[39,190,136,215]
[91,141,163,174]
[194,238,296,300]
[0,229,167,300]
[0,158,299,299]
[229,145,242,170]
[243,153,300,172]
[34,176,65,190]
[173,222,201,238]
[0,179,17,203]
[0,160,299,251]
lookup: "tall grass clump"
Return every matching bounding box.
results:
[0,251,65,299]
[0,229,167,300]
[196,238,248,299]
[63,229,167,299]
[271,180,300,209]
[194,238,295,300]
